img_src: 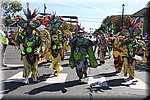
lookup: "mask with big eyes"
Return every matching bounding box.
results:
[52,50,58,58]
[52,34,59,43]
[129,37,134,41]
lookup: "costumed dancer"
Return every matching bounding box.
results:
[107,32,114,59]
[134,23,148,65]
[113,32,124,72]
[38,13,64,76]
[13,5,42,84]
[39,29,51,62]
[69,28,98,80]
[119,17,146,79]
[119,29,138,79]
[98,34,107,65]
[136,36,148,64]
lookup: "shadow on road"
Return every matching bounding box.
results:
[97,71,119,77]
[2,66,23,70]
[3,82,23,94]
[26,83,66,95]
[26,79,86,95]
[87,78,129,93]
[38,73,52,82]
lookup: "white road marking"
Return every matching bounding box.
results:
[5,64,23,67]
[0,90,3,99]
[123,77,149,90]
[4,71,26,82]
[5,59,46,67]
[0,94,3,99]
[45,73,68,84]
[88,75,108,87]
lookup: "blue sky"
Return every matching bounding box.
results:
[19,0,149,32]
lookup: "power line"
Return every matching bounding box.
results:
[79,20,102,23]
[79,16,104,19]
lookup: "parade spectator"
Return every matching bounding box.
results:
[93,31,100,53]
[98,34,107,65]
[0,30,9,67]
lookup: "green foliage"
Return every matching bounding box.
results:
[60,23,76,32]
[2,0,22,26]
[98,15,131,34]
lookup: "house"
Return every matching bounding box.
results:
[132,1,150,35]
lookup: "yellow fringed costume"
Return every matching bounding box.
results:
[40,29,52,61]
[113,35,124,72]
[12,6,42,84]
[137,40,148,64]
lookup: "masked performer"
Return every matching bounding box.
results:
[107,33,114,59]
[13,6,42,84]
[133,22,148,64]
[69,29,98,80]
[113,32,124,72]
[40,29,51,62]
[120,33,139,79]
[119,17,147,79]
[38,13,65,76]
[98,34,107,65]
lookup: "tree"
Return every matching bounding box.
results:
[60,23,76,32]
[1,0,22,26]
[98,15,131,34]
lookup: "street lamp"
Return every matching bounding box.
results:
[44,4,46,15]
[26,2,29,8]
[122,4,125,30]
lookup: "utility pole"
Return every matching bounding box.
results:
[26,2,29,8]
[44,4,46,15]
[122,4,125,30]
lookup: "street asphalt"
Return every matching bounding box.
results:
[0,45,150,100]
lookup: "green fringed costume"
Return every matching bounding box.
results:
[13,6,42,84]
[69,35,98,69]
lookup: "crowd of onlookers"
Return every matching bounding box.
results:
[3,30,16,45]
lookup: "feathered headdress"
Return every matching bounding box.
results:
[23,8,38,21]
[38,11,64,31]
[128,17,141,36]
[14,4,41,30]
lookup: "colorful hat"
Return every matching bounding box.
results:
[39,12,64,31]
[14,6,41,30]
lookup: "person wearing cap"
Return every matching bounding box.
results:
[69,29,98,80]
[0,30,9,67]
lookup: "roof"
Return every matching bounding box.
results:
[132,8,145,17]
[132,1,150,17]
[145,1,150,9]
